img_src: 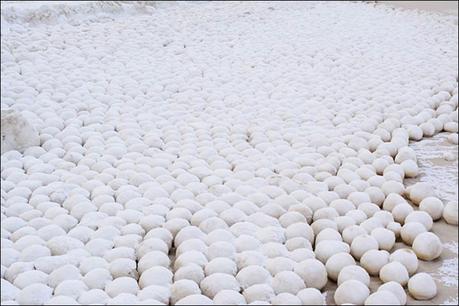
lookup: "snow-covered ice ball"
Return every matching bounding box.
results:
[200,273,240,298]
[408,182,435,205]
[105,276,140,297]
[271,271,305,295]
[377,281,407,305]
[364,291,400,305]
[236,265,272,290]
[296,288,324,305]
[400,222,427,246]
[379,262,409,286]
[265,256,296,276]
[360,249,389,276]
[325,252,356,281]
[205,257,237,276]
[137,285,170,304]
[443,201,458,225]
[408,272,437,300]
[174,263,205,284]
[170,279,201,305]
[271,292,302,305]
[213,290,246,305]
[16,283,53,305]
[139,266,173,288]
[78,289,110,304]
[175,294,213,305]
[54,279,88,300]
[412,232,443,261]
[174,250,208,270]
[294,258,327,290]
[350,234,378,260]
[243,284,275,303]
[419,197,444,220]
[370,227,395,251]
[137,251,170,274]
[83,268,112,290]
[337,265,370,286]
[405,211,433,231]
[334,279,370,305]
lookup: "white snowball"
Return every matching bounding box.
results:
[236,265,271,290]
[243,284,275,303]
[412,232,443,261]
[175,294,214,305]
[364,291,400,305]
[271,292,302,305]
[408,272,437,300]
[389,248,418,275]
[377,281,407,305]
[408,182,435,205]
[296,288,324,305]
[200,273,240,298]
[213,290,246,305]
[170,279,201,305]
[334,280,370,305]
[400,222,427,245]
[265,257,296,276]
[294,259,327,290]
[54,279,88,300]
[16,283,53,305]
[405,209,433,230]
[315,240,350,263]
[371,228,395,251]
[350,234,378,260]
[379,262,409,286]
[272,271,305,295]
[419,197,444,220]
[360,249,390,276]
[78,289,110,304]
[45,296,79,305]
[205,257,237,276]
[325,252,356,281]
[443,201,458,225]
[105,276,140,297]
[337,265,370,286]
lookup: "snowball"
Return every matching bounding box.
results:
[400,222,427,245]
[325,252,356,281]
[54,279,88,300]
[243,284,275,303]
[1,110,40,154]
[334,280,370,305]
[176,294,213,305]
[270,292,301,305]
[379,262,409,286]
[272,271,305,294]
[174,263,205,284]
[139,266,173,288]
[78,289,110,304]
[360,249,390,276]
[137,285,170,304]
[200,273,240,298]
[443,201,458,225]
[377,281,407,305]
[337,265,370,286]
[405,211,433,231]
[105,276,140,297]
[213,290,246,305]
[408,182,434,205]
[296,288,324,305]
[138,251,171,274]
[370,228,395,251]
[364,291,400,305]
[407,272,437,300]
[419,197,444,220]
[45,296,79,305]
[236,265,272,290]
[350,234,378,260]
[16,283,53,305]
[265,257,296,276]
[315,240,350,263]
[412,232,443,261]
[170,279,201,305]
[294,258,327,290]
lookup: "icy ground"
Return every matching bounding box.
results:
[1,1,458,305]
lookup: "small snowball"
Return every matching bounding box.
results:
[271,292,302,305]
[296,288,324,305]
[400,222,427,245]
[170,279,201,305]
[315,240,350,263]
[419,197,444,220]
[294,258,327,290]
[213,290,246,305]
[243,284,275,303]
[379,262,409,286]
[200,273,240,298]
[337,265,370,286]
[377,281,407,305]
[105,276,140,297]
[350,234,378,260]
[325,252,356,281]
[176,294,213,305]
[272,271,305,294]
[334,280,370,305]
[389,248,418,275]
[412,232,443,261]
[236,265,272,290]
[16,283,53,305]
[371,228,395,251]
[408,182,434,205]
[405,211,433,231]
[408,272,437,300]
[364,291,400,305]
[360,249,389,276]
[443,201,458,225]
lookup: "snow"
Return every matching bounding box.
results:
[1,1,458,305]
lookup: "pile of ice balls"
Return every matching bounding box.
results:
[1,1,458,305]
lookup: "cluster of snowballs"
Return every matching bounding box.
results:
[1,1,458,305]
